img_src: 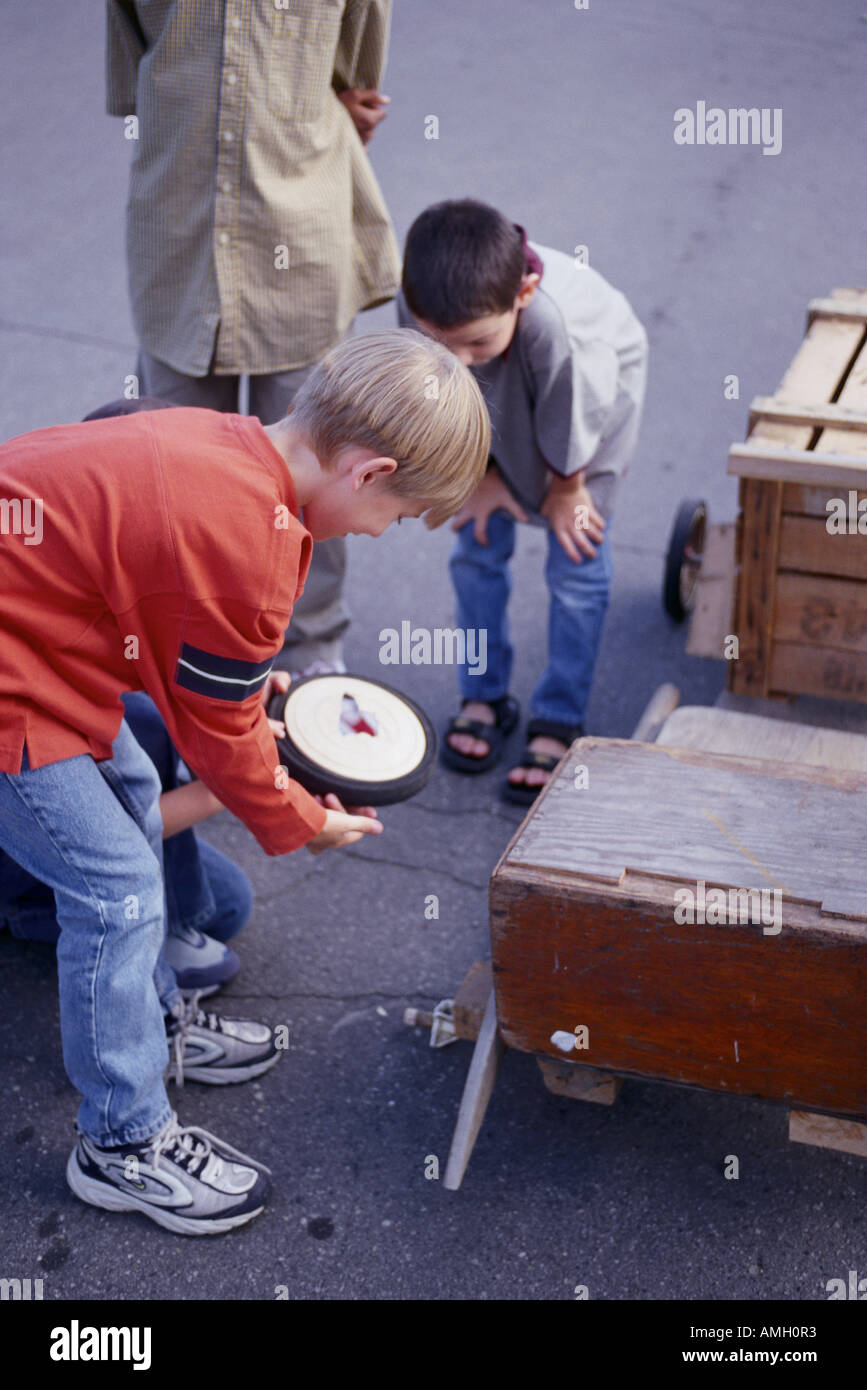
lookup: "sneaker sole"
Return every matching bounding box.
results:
[168,1051,281,1086]
[65,1149,265,1236]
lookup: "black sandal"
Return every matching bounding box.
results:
[440,695,521,774]
[502,718,585,805]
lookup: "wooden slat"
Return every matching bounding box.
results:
[536,1057,623,1105]
[748,396,867,433]
[655,705,867,772]
[730,479,781,696]
[752,305,866,451]
[728,442,867,488]
[789,1111,867,1156]
[491,866,867,1116]
[782,482,867,518]
[732,299,867,694]
[630,682,680,743]
[807,298,867,327]
[769,641,867,703]
[503,738,867,921]
[814,331,867,461]
[687,523,736,659]
[443,988,505,1191]
[777,515,867,580]
[774,572,867,653]
[452,960,493,1041]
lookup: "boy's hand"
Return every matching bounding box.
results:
[306,792,383,855]
[541,469,606,562]
[450,467,528,545]
[263,669,290,738]
[337,88,390,145]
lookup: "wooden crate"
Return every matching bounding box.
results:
[489,738,867,1119]
[728,288,867,701]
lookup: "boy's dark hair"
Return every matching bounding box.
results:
[402,199,525,329]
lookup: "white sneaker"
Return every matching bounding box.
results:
[163,924,240,998]
[66,1113,270,1236]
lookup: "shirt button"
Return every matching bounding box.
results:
[221,180,232,193]
[226,72,238,85]
[223,129,234,142]
[230,16,241,29]
[218,232,230,245]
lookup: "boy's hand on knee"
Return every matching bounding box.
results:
[541,469,606,563]
[305,793,383,855]
[450,468,527,544]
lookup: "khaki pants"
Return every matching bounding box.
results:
[137,351,349,671]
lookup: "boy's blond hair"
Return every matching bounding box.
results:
[287,329,490,528]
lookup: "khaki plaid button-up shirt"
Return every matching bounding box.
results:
[106,0,401,375]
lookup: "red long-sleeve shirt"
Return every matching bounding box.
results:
[0,407,327,854]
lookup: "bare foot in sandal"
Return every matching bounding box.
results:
[506,734,569,789]
[447,701,496,758]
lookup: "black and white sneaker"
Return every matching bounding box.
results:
[165,992,281,1086]
[66,1113,270,1236]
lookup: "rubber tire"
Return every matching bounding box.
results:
[663,499,707,622]
[268,674,437,805]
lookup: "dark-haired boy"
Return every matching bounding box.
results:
[398,199,648,801]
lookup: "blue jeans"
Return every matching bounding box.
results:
[449,511,613,726]
[0,693,252,946]
[0,722,179,1146]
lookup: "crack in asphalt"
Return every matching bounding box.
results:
[339,848,484,891]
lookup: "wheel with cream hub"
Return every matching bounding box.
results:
[268,674,437,805]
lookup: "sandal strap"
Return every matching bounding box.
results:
[518,751,560,772]
[525,717,585,746]
[450,716,498,741]
[461,694,518,729]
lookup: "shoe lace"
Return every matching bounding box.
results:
[169,989,223,1088]
[149,1112,271,1178]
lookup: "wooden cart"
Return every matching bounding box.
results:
[413,685,867,1189]
[668,287,867,702]
[408,292,867,1188]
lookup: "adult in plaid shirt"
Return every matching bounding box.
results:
[106,0,401,672]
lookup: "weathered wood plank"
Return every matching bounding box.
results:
[655,705,867,772]
[782,482,867,518]
[505,738,867,920]
[777,515,867,580]
[773,572,867,653]
[806,297,867,327]
[537,1057,623,1105]
[769,641,867,704]
[686,523,736,659]
[730,479,781,696]
[629,683,680,743]
[453,960,493,1041]
[730,298,867,697]
[490,868,867,1115]
[443,989,505,1191]
[728,442,867,488]
[748,396,867,433]
[789,1111,867,1156]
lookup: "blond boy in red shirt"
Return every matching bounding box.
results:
[0,330,488,1235]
